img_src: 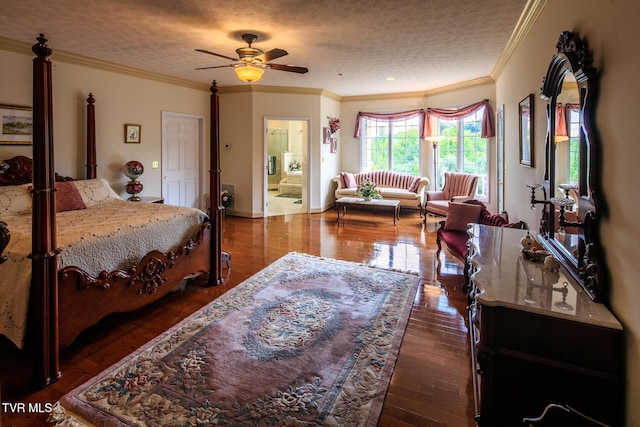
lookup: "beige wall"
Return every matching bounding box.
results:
[0,46,210,200]
[1,0,638,421]
[218,87,340,216]
[496,0,639,424]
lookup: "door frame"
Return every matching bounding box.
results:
[161,111,206,210]
[496,105,505,213]
[263,116,311,216]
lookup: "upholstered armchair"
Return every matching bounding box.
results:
[423,172,479,221]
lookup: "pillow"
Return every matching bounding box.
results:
[74,178,122,206]
[55,181,86,212]
[443,202,482,231]
[408,177,421,192]
[0,183,32,216]
[340,172,357,188]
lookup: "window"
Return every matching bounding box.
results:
[434,107,488,200]
[360,114,421,174]
[567,106,580,186]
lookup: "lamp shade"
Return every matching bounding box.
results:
[234,64,264,83]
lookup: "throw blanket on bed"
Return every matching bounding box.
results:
[0,179,207,349]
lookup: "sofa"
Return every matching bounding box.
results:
[435,200,526,285]
[424,172,479,219]
[333,171,430,213]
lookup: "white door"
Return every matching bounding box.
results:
[161,113,201,208]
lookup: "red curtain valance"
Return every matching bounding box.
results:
[424,100,495,138]
[353,109,425,139]
[555,103,580,138]
[556,104,568,137]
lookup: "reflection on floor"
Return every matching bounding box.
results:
[267,190,305,216]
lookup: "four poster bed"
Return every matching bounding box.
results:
[0,35,223,388]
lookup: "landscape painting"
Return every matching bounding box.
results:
[1,105,33,145]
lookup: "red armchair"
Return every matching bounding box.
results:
[435,201,526,286]
[423,172,479,221]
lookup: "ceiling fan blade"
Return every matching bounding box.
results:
[195,48,237,62]
[195,64,235,70]
[256,48,288,63]
[267,63,309,74]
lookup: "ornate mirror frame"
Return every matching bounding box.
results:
[539,31,605,301]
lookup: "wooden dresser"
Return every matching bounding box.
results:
[466,224,624,426]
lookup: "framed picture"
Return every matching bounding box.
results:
[519,94,534,167]
[323,127,331,144]
[125,124,141,143]
[330,137,337,153]
[1,104,33,145]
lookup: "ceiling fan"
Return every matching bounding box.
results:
[195,33,309,83]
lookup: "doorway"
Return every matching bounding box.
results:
[264,118,310,217]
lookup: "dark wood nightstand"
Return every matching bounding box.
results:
[136,196,164,204]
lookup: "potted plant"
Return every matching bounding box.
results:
[355,179,382,201]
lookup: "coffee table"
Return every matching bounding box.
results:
[335,197,401,225]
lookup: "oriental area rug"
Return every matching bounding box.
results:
[49,252,420,427]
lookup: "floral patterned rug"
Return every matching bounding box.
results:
[50,252,420,427]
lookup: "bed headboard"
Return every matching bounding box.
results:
[0,155,74,186]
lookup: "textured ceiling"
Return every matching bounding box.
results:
[0,0,527,96]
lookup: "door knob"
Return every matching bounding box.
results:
[163,176,169,180]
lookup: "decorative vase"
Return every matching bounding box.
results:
[125,180,143,201]
[123,160,144,201]
[363,196,372,201]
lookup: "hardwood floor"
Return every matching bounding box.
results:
[0,209,475,426]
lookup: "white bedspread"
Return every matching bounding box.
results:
[0,196,207,349]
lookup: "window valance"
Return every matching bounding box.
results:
[353,109,425,139]
[555,103,579,139]
[424,100,495,138]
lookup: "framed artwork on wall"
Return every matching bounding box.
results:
[323,127,331,144]
[519,94,534,167]
[125,124,141,143]
[0,104,33,145]
[330,137,337,153]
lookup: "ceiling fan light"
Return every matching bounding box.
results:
[235,65,264,83]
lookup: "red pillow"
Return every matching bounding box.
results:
[340,172,357,188]
[55,181,86,212]
[443,202,482,231]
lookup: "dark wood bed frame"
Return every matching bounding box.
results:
[0,34,223,389]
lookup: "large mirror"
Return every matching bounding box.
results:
[539,31,605,301]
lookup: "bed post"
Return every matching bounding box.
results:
[86,93,97,179]
[30,34,61,388]
[209,81,222,285]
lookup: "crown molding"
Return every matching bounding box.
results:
[0,35,209,92]
[1,31,506,102]
[341,76,495,103]
[491,0,549,79]
[219,85,324,95]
